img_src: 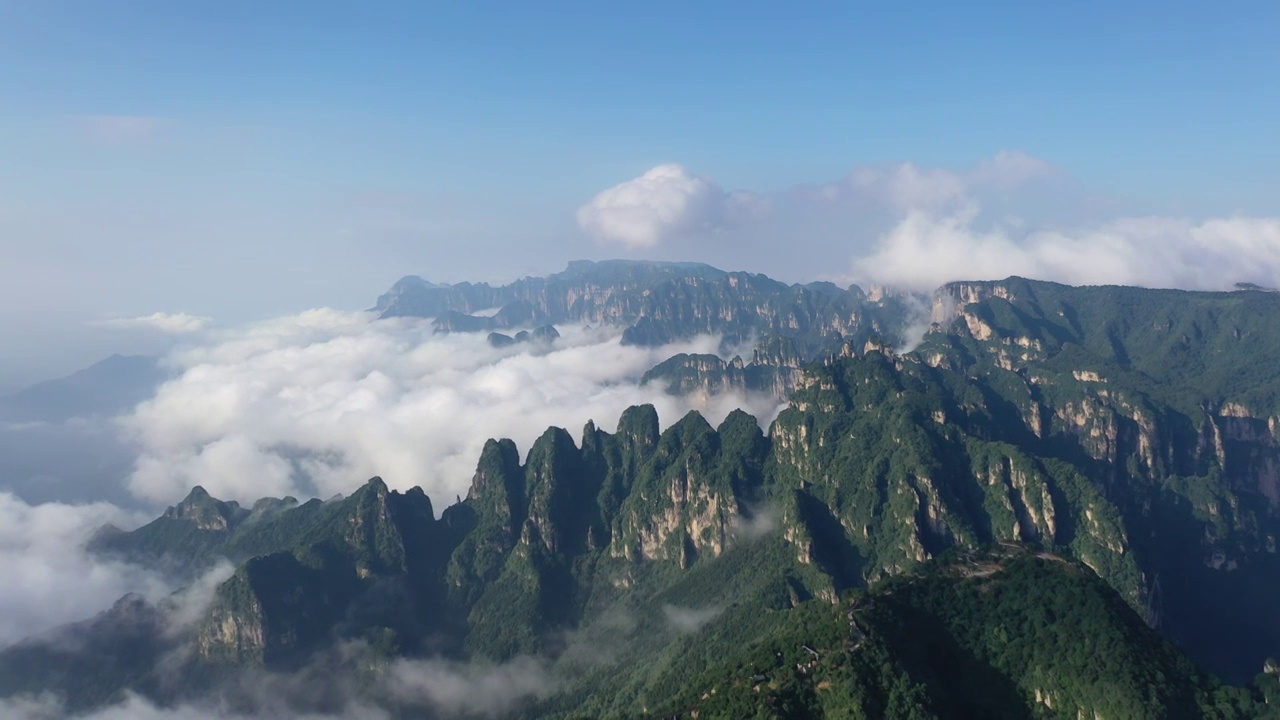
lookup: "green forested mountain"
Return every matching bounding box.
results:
[662,546,1274,719]
[6,276,1280,717]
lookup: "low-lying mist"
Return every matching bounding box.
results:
[0,309,785,674]
[121,311,784,505]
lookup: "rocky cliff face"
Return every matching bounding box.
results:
[167,278,1280,681]
[163,486,248,531]
[640,352,802,399]
[911,277,1280,676]
[376,260,917,404]
[30,276,1280,711]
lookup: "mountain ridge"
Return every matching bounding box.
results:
[8,273,1280,716]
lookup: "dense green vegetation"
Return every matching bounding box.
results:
[8,276,1280,717]
[660,547,1279,719]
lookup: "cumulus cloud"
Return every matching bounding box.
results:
[812,150,1059,216]
[95,312,211,334]
[576,164,729,248]
[120,311,783,505]
[0,493,172,647]
[853,211,1280,291]
[575,152,1280,292]
[839,162,970,214]
[574,152,1064,267]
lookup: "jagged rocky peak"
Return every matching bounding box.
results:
[937,276,1032,305]
[246,495,298,523]
[530,323,559,342]
[865,282,917,303]
[163,485,247,531]
[399,485,435,516]
[364,475,389,494]
[347,475,440,525]
[372,275,449,312]
[607,408,769,567]
[486,331,517,348]
[464,437,526,536]
[929,276,1039,326]
[615,403,661,449]
[390,275,446,292]
[521,426,594,555]
[641,351,803,398]
[469,438,523,498]
[487,323,561,348]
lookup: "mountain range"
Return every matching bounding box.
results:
[3,263,1280,718]
[378,259,917,401]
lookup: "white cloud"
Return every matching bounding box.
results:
[576,164,725,249]
[0,653,546,719]
[661,604,722,633]
[163,561,236,636]
[730,505,779,541]
[574,152,1062,262]
[95,312,211,334]
[0,693,390,720]
[0,493,172,647]
[841,162,970,213]
[853,211,1280,291]
[823,150,1059,214]
[387,656,550,717]
[970,150,1058,189]
[576,152,1280,298]
[119,311,783,505]
[574,152,1280,291]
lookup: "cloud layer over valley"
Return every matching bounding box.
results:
[0,309,785,716]
[121,312,784,506]
[0,493,170,647]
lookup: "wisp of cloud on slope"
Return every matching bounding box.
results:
[0,494,172,648]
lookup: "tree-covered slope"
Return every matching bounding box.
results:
[661,546,1277,720]
[10,277,1280,716]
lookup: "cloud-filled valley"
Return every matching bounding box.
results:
[4,168,1280,715]
[121,312,784,506]
[0,493,170,648]
[0,310,785,687]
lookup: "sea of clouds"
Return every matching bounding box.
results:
[122,314,784,505]
[8,147,1280,716]
[0,315,784,675]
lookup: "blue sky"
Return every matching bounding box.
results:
[6,2,1277,196]
[2,1,1280,387]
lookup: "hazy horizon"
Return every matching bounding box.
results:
[4,5,1280,717]
[5,3,1280,391]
